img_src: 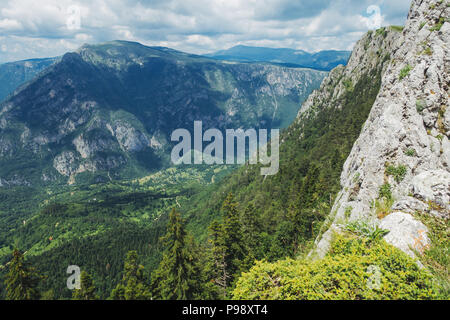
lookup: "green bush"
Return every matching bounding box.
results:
[232,235,437,300]
[379,183,393,200]
[404,149,416,157]
[345,220,389,241]
[416,99,426,113]
[399,65,412,80]
[386,164,408,183]
[430,17,445,32]
[390,26,404,32]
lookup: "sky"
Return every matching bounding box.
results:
[0,0,412,63]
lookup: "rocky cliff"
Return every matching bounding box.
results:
[311,0,449,260]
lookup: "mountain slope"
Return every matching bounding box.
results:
[312,0,449,260]
[206,45,351,71]
[179,27,397,255]
[0,41,326,187]
[0,58,58,102]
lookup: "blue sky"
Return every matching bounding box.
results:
[0,0,411,63]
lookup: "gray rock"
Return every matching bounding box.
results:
[410,170,450,207]
[311,0,449,259]
[380,212,430,258]
[392,197,428,213]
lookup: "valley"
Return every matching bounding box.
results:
[0,0,448,302]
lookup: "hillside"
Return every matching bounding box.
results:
[310,0,449,293]
[180,26,398,252]
[0,58,58,102]
[229,0,449,299]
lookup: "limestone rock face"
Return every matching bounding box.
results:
[311,0,449,259]
[380,212,430,258]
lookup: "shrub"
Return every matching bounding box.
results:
[375,198,394,219]
[233,235,437,300]
[416,99,426,113]
[404,149,416,157]
[379,183,392,200]
[343,79,354,92]
[345,220,389,241]
[344,206,353,219]
[422,46,433,56]
[430,17,445,32]
[386,164,408,183]
[390,26,404,32]
[414,212,450,298]
[399,65,412,80]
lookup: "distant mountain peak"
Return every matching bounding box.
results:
[205,45,351,71]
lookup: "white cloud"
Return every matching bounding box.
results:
[0,0,411,63]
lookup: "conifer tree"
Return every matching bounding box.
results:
[209,220,228,298]
[72,271,98,300]
[5,249,41,300]
[222,193,247,284]
[110,250,151,300]
[240,203,261,259]
[151,208,202,300]
[209,193,247,296]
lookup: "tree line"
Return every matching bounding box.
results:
[2,193,268,300]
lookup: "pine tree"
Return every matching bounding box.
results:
[110,250,151,300]
[209,193,247,296]
[151,208,202,300]
[209,220,228,298]
[222,193,247,284]
[72,271,98,300]
[5,249,41,300]
[240,203,261,259]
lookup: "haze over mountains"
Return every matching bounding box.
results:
[206,45,351,71]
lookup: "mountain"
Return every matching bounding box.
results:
[312,0,449,259]
[182,25,396,252]
[0,41,326,187]
[205,45,351,71]
[179,0,448,299]
[0,58,58,102]
[1,0,447,300]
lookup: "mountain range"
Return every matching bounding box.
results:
[0,41,326,186]
[205,45,351,71]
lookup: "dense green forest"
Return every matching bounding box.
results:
[1,206,443,300]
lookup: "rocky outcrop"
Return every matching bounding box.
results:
[311,0,449,259]
[379,212,430,258]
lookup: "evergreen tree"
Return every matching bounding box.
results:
[298,164,320,208]
[151,208,201,300]
[222,193,247,283]
[209,220,228,298]
[72,271,98,300]
[240,203,261,259]
[110,250,151,300]
[5,249,41,300]
[209,193,248,296]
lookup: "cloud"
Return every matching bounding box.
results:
[0,0,411,63]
